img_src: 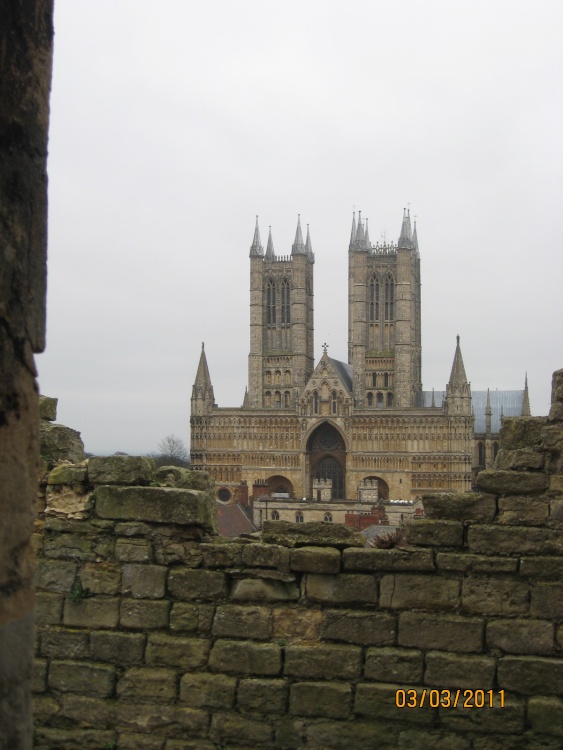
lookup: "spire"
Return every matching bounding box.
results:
[412,220,419,254]
[485,387,492,413]
[364,218,371,249]
[242,387,249,408]
[349,211,357,248]
[522,373,531,415]
[355,211,365,249]
[305,224,314,261]
[292,214,306,255]
[191,342,215,413]
[265,226,275,259]
[249,215,263,256]
[448,335,468,386]
[444,335,471,415]
[398,208,413,249]
[485,387,492,436]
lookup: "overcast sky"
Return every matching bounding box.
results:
[38,1,563,456]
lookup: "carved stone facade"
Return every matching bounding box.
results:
[191,212,529,521]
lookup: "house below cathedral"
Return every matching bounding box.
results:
[190,211,529,527]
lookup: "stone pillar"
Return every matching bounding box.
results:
[0,3,54,747]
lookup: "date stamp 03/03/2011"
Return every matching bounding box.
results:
[396,689,506,709]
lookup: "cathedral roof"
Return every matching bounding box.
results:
[416,389,526,433]
[329,357,353,393]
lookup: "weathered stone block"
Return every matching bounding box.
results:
[528,696,563,738]
[364,647,423,683]
[241,543,291,570]
[530,582,563,619]
[290,681,351,718]
[114,521,152,536]
[40,421,85,463]
[468,525,563,555]
[44,485,94,519]
[88,455,155,485]
[120,599,170,629]
[230,577,299,601]
[399,612,484,653]
[495,448,545,471]
[60,694,115,728]
[48,660,115,697]
[273,607,322,641]
[542,424,563,452]
[80,562,120,595]
[47,463,88,485]
[35,559,76,593]
[209,712,274,746]
[436,553,517,574]
[90,631,146,664]
[398,729,472,750]
[117,667,177,702]
[121,564,166,598]
[355,682,435,725]
[35,592,64,625]
[209,639,281,676]
[180,672,236,709]
[307,719,400,749]
[475,470,547,495]
[284,644,361,679]
[439,693,525,734]
[500,416,546,450]
[201,542,243,568]
[115,538,152,563]
[155,466,214,492]
[118,734,167,750]
[114,703,174,732]
[425,651,495,688]
[486,618,554,655]
[404,520,463,547]
[169,603,214,634]
[43,532,98,561]
[34,728,117,749]
[462,578,529,615]
[551,496,563,524]
[343,546,435,572]
[496,495,549,526]
[64,597,119,629]
[39,395,58,421]
[422,492,497,522]
[40,627,89,659]
[94,485,217,531]
[262,520,365,548]
[380,574,459,611]
[32,658,47,693]
[145,633,210,670]
[212,604,272,640]
[321,609,396,646]
[498,656,563,695]
[237,678,288,714]
[32,695,61,720]
[519,556,563,579]
[304,573,376,604]
[290,545,341,573]
[168,568,227,600]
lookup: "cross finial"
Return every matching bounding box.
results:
[322,342,329,355]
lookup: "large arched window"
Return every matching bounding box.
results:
[267,280,276,324]
[369,275,380,322]
[295,512,304,523]
[281,279,291,324]
[385,276,394,320]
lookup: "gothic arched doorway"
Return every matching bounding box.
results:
[307,422,346,500]
[266,475,294,497]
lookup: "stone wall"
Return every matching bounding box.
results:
[33,371,563,749]
[0,3,54,749]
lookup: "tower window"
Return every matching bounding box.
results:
[369,276,380,322]
[284,391,290,407]
[367,392,374,406]
[387,392,393,406]
[385,276,394,320]
[281,279,291,324]
[275,391,281,408]
[384,372,389,388]
[377,392,384,408]
[267,280,276,324]
[372,372,377,388]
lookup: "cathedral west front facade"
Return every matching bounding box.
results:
[190,210,528,523]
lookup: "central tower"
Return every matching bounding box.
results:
[247,216,315,408]
[348,209,422,408]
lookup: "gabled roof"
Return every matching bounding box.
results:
[303,352,353,395]
[215,502,256,537]
[329,357,353,393]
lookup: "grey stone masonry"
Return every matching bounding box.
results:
[31,369,563,749]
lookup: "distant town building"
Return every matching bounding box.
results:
[190,211,529,526]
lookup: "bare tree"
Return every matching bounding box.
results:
[155,434,190,467]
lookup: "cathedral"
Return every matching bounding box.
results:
[190,210,529,525]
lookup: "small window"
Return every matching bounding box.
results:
[372,372,377,388]
[313,391,319,414]
[384,372,389,388]
[295,512,304,523]
[271,510,280,521]
[332,391,337,414]
[218,488,231,503]
[324,512,333,523]
[367,392,374,406]
[275,391,281,408]
[284,391,290,407]
[377,392,384,407]
[387,392,393,407]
